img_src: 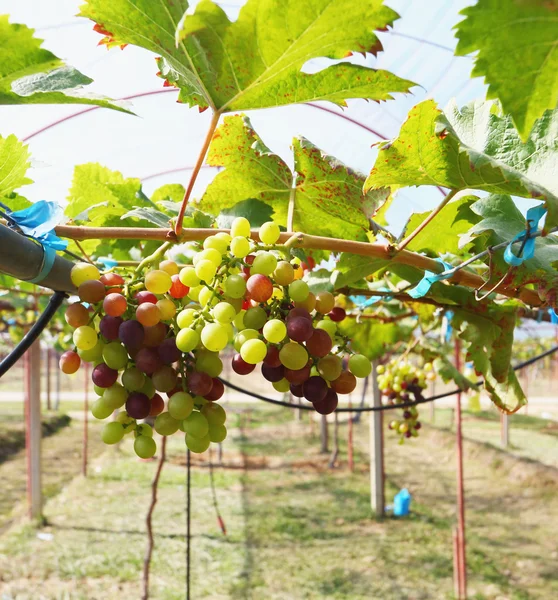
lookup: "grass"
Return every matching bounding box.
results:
[0,404,556,599]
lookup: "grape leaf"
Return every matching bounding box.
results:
[216,199,274,229]
[401,194,480,255]
[198,115,377,240]
[0,16,129,112]
[305,268,334,294]
[331,254,389,289]
[80,0,414,113]
[0,135,32,198]
[432,357,477,392]
[121,207,171,228]
[2,193,32,212]
[365,99,558,231]
[454,0,558,141]
[152,184,186,204]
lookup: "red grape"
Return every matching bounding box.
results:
[169,274,189,299]
[232,354,255,375]
[313,388,338,415]
[305,329,333,358]
[204,378,224,401]
[188,371,213,396]
[126,392,151,419]
[284,364,311,384]
[119,320,145,349]
[290,383,304,397]
[136,303,161,327]
[287,317,313,342]
[100,272,124,288]
[246,274,273,303]
[78,279,106,304]
[287,307,312,322]
[158,337,180,364]
[143,323,167,347]
[328,307,346,322]
[331,371,357,394]
[261,363,285,382]
[104,293,127,317]
[152,365,178,392]
[149,393,165,417]
[92,363,118,388]
[263,345,281,367]
[302,376,328,403]
[135,348,163,375]
[135,290,158,304]
[59,350,80,374]
[65,303,89,328]
[99,315,123,341]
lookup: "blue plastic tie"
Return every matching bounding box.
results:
[549,309,558,325]
[98,257,118,268]
[350,287,392,307]
[503,205,547,267]
[444,309,454,343]
[9,200,68,251]
[408,259,454,299]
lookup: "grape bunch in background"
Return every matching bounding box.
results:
[59,218,372,458]
[377,359,436,442]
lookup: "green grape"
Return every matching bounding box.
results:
[91,397,112,420]
[186,433,210,454]
[240,339,267,364]
[224,274,246,299]
[177,308,197,329]
[201,323,229,352]
[315,319,337,338]
[274,261,294,286]
[198,286,216,308]
[263,319,286,343]
[93,384,105,396]
[288,280,309,302]
[272,378,290,392]
[195,351,223,377]
[196,248,222,267]
[138,423,153,438]
[188,286,202,302]
[168,391,194,420]
[179,266,201,288]
[154,412,180,436]
[202,403,226,426]
[71,263,100,287]
[102,342,128,370]
[376,364,386,375]
[234,328,259,352]
[230,217,251,238]
[134,435,157,459]
[230,236,251,258]
[233,310,246,331]
[212,302,236,324]
[349,354,372,378]
[177,328,200,352]
[139,377,156,399]
[251,252,277,276]
[259,221,280,245]
[152,366,178,392]
[157,298,176,321]
[215,232,231,245]
[193,395,208,408]
[183,411,209,438]
[73,325,98,351]
[103,383,128,409]
[208,424,227,443]
[78,339,105,363]
[145,269,172,294]
[279,342,308,370]
[317,354,343,381]
[115,411,133,425]
[203,235,228,254]
[195,259,217,283]
[101,422,125,444]
[244,307,267,330]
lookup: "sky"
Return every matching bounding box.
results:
[0,0,486,234]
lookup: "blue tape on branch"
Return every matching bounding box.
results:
[27,244,57,284]
[503,205,547,267]
[9,200,68,251]
[350,287,392,307]
[408,259,454,299]
[98,257,118,268]
[549,309,558,325]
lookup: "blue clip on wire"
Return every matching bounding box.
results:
[408,259,454,299]
[503,205,547,267]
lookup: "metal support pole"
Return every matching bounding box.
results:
[370,362,385,517]
[46,348,51,411]
[500,413,509,448]
[55,352,61,411]
[25,340,42,520]
[454,340,467,599]
[320,415,329,453]
[347,396,354,473]
[83,363,89,477]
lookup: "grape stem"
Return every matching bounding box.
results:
[135,241,174,274]
[175,112,220,237]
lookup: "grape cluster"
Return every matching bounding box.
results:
[59,218,372,458]
[377,359,436,442]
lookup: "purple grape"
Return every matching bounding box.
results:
[405,430,412,438]
[188,371,213,396]
[261,363,285,382]
[313,388,338,415]
[403,410,412,419]
[290,383,304,398]
[99,315,123,341]
[158,337,180,364]
[302,376,328,403]
[415,422,422,430]
[287,308,312,322]
[119,319,145,349]
[126,392,151,419]
[287,316,314,342]
[92,363,118,388]
[135,348,163,375]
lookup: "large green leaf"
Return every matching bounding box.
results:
[454,0,558,141]
[80,0,414,113]
[365,99,558,231]
[216,199,274,229]
[197,115,379,240]
[0,134,31,198]
[0,16,128,112]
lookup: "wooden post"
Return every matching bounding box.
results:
[500,413,509,448]
[429,380,435,422]
[347,396,354,473]
[83,363,89,477]
[45,348,51,411]
[25,341,42,520]
[454,340,467,599]
[55,352,61,411]
[320,415,329,453]
[370,361,385,517]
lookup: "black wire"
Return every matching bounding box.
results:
[218,344,558,413]
[0,291,67,378]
